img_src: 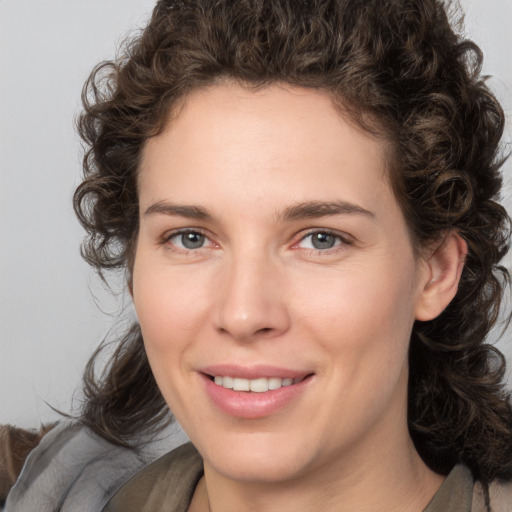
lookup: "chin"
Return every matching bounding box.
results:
[211,450,310,484]
[196,429,322,484]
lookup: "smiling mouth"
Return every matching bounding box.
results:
[210,375,309,392]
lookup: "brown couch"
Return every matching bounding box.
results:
[0,424,55,505]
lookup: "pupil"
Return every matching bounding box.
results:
[182,232,204,249]
[312,233,335,249]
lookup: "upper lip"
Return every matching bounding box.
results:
[200,364,312,380]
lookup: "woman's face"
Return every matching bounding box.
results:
[133,82,431,484]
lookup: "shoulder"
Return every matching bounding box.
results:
[103,442,203,512]
[4,421,183,512]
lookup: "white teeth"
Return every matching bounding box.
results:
[213,376,301,392]
[249,378,268,392]
[268,377,282,390]
[233,378,250,391]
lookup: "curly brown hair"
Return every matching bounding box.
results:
[74,0,512,488]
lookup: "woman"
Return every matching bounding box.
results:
[7,0,512,510]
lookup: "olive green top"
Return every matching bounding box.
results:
[103,443,203,512]
[102,442,507,512]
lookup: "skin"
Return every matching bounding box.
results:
[132,82,466,512]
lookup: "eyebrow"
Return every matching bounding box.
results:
[144,201,214,220]
[143,199,375,222]
[277,200,375,222]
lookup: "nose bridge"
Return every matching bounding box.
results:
[214,244,289,341]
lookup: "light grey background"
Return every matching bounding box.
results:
[1,0,511,428]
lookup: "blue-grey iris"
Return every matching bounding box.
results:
[181,232,205,249]
[311,232,336,249]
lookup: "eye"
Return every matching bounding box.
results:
[167,230,211,250]
[297,231,347,251]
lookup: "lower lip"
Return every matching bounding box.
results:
[201,374,312,419]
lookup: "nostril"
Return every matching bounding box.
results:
[214,294,291,341]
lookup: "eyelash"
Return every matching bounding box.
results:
[160,228,352,255]
[294,229,352,253]
[161,229,214,253]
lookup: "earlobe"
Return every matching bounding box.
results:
[415,232,467,322]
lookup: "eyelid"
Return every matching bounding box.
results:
[161,228,217,250]
[159,226,353,253]
[292,228,354,251]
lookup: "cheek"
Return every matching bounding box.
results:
[132,253,211,356]
[131,253,211,416]
[295,260,417,378]
[298,259,416,332]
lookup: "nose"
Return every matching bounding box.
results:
[213,252,291,342]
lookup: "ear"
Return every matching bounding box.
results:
[415,232,467,322]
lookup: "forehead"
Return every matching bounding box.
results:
[139,82,393,218]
